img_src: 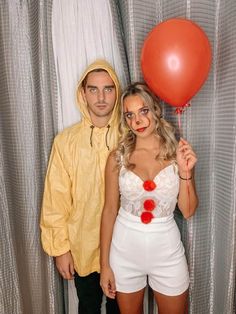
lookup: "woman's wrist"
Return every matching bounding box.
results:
[179,174,192,180]
[178,170,193,180]
[100,261,110,268]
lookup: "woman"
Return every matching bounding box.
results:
[100,83,198,314]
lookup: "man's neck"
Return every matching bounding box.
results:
[90,114,112,128]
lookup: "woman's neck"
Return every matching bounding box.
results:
[135,134,160,149]
[135,134,161,151]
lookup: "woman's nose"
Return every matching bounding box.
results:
[134,114,142,125]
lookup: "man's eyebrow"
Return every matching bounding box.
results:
[104,85,115,89]
[86,85,97,88]
[86,84,115,88]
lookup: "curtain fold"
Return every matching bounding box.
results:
[0,1,64,313]
[117,0,236,313]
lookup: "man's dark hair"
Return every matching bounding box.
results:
[82,68,108,89]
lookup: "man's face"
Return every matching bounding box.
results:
[82,71,116,125]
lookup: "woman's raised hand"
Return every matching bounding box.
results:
[176,138,197,174]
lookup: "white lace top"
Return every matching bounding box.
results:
[119,163,179,218]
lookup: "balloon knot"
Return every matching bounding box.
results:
[175,103,191,115]
[175,108,184,115]
[184,103,191,108]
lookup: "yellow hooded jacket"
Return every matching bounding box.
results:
[40,60,121,276]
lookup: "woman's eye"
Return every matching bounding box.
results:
[124,113,133,120]
[140,108,149,115]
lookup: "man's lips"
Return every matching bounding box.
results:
[95,102,108,108]
[96,104,107,109]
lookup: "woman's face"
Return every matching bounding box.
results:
[123,95,156,137]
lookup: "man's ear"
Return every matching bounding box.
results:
[81,86,87,102]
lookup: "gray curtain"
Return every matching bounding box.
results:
[117,0,236,313]
[0,1,236,314]
[0,1,63,313]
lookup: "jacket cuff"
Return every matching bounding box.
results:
[41,226,70,257]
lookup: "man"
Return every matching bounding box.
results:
[40,60,121,313]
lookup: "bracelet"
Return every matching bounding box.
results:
[179,175,192,180]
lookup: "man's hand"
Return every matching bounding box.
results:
[55,251,75,280]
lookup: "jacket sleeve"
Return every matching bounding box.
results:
[40,136,72,256]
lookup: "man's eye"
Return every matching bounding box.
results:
[104,87,113,93]
[89,88,97,93]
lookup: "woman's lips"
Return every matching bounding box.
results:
[136,127,146,132]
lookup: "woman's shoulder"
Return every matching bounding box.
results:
[106,150,121,172]
[108,149,123,165]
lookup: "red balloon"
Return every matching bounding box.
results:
[141,18,212,107]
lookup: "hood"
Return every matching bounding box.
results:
[76,59,121,127]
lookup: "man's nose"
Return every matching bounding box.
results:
[97,90,105,102]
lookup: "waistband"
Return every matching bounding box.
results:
[116,207,175,232]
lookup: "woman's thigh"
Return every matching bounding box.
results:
[116,288,145,314]
[153,289,188,314]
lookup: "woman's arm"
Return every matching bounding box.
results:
[100,151,120,298]
[177,138,199,218]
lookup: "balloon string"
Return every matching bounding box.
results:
[177,111,182,137]
[176,109,191,314]
[186,161,191,218]
[176,109,190,217]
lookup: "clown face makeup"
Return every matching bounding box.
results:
[123,95,156,137]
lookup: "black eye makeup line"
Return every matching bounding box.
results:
[124,105,149,114]
[124,106,150,119]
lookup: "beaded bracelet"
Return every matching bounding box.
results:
[179,175,192,180]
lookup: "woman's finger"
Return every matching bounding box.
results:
[178,144,193,152]
[180,137,188,144]
[184,150,197,158]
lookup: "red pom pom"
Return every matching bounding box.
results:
[143,180,156,191]
[143,199,156,211]
[141,211,154,224]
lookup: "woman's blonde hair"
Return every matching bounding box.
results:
[117,82,177,169]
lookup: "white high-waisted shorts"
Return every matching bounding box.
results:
[110,208,189,296]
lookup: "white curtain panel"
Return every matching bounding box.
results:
[52,0,129,131]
